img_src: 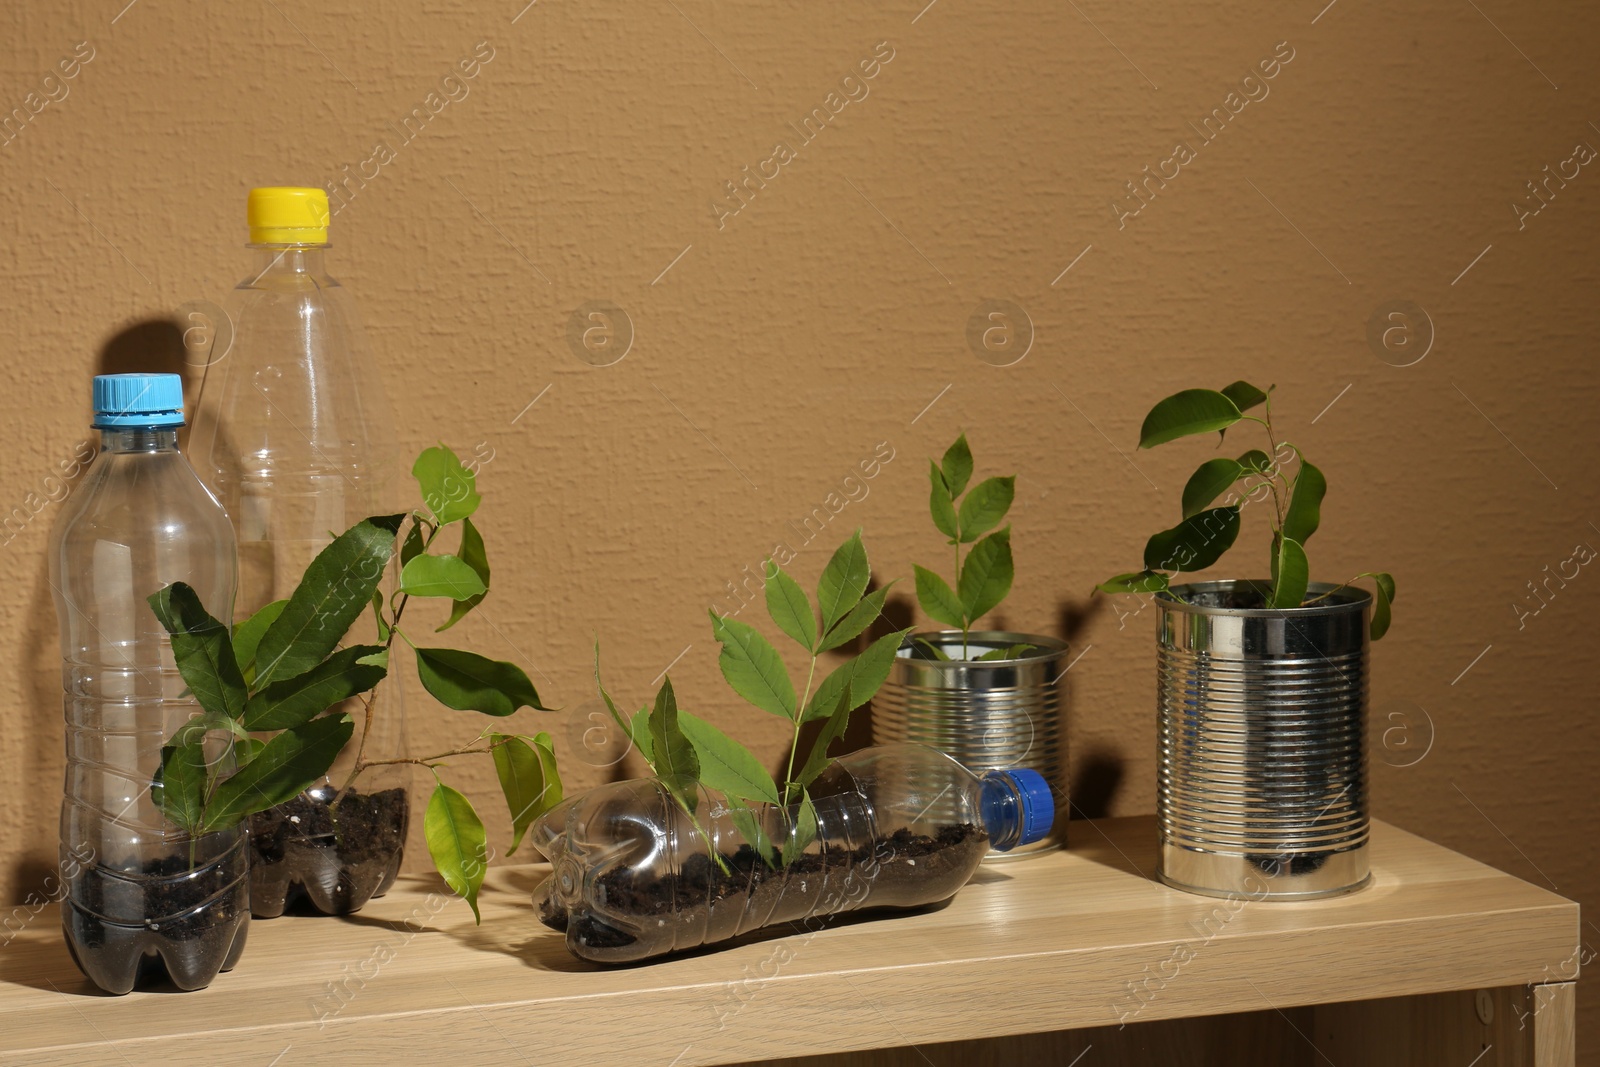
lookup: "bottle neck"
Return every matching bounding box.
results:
[99,427,181,453]
[979,773,1025,851]
[248,245,330,278]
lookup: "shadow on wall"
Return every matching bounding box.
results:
[11,319,190,899]
[1057,595,1129,820]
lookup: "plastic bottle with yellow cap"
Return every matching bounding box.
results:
[189,187,411,920]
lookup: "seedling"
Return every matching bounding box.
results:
[1095,381,1395,639]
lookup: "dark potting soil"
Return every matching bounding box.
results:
[248,787,409,918]
[62,848,250,995]
[546,823,986,959]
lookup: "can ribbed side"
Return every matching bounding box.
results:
[1158,647,1367,853]
[1154,582,1371,898]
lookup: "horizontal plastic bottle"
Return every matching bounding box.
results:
[49,374,247,994]
[532,742,1052,963]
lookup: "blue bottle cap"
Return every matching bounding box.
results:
[93,373,185,429]
[998,768,1054,846]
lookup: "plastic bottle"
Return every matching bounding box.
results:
[189,187,407,917]
[532,742,1053,963]
[50,374,247,994]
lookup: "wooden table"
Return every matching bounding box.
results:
[0,817,1579,1066]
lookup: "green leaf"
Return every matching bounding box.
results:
[709,610,797,720]
[413,445,481,525]
[928,461,958,541]
[629,706,654,762]
[232,598,287,680]
[976,644,1034,661]
[818,584,892,653]
[593,641,633,740]
[1370,572,1395,641]
[764,564,817,652]
[401,520,426,567]
[438,517,490,632]
[371,591,390,643]
[1283,459,1326,546]
[958,527,1014,623]
[796,684,851,790]
[1096,570,1170,596]
[1182,459,1245,519]
[780,790,818,867]
[1237,449,1274,474]
[491,734,559,856]
[153,718,210,834]
[914,564,965,629]
[678,711,780,805]
[400,553,488,600]
[648,677,700,812]
[1144,507,1241,572]
[956,476,1015,543]
[911,636,952,661]
[532,732,562,799]
[204,713,354,831]
[1220,380,1269,413]
[1269,536,1309,609]
[235,737,266,769]
[726,802,777,867]
[253,515,405,688]
[417,648,546,716]
[243,644,387,731]
[1139,389,1244,449]
[803,629,906,722]
[940,434,974,498]
[148,583,247,721]
[817,531,870,633]
[424,781,488,922]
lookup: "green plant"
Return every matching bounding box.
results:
[913,433,1023,660]
[1095,381,1396,638]
[149,445,562,918]
[594,530,907,869]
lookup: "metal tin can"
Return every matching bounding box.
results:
[1156,581,1370,899]
[874,631,1068,858]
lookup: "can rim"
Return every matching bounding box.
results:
[1156,579,1370,618]
[898,630,1069,666]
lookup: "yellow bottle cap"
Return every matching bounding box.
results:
[248,186,330,245]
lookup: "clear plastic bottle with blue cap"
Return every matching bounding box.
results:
[531,741,1053,963]
[188,187,408,919]
[48,374,247,993]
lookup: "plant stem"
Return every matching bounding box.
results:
[955,513,968,659]
[330,689,379,815]
[782,653,820,805]
[333,516,438,808]
[1260,399,1286,533]
[356,735,519,770]
[693,810,731,875]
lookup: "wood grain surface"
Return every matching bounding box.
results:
[0,816,1576,1066]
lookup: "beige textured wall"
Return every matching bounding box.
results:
[3,0,1597,1051]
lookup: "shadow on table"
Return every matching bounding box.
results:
[387,888,976,974]
[1066,810,1158,882]
[0,915,202,997]
[0,927,94,995]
